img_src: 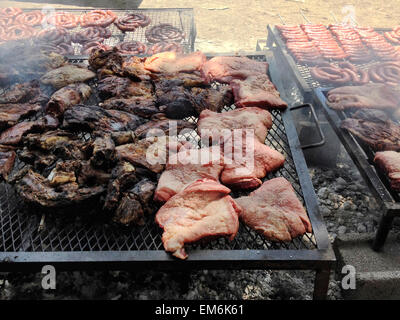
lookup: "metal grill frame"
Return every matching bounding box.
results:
[267,25,394,102]
[0,52,334,299]
[312,88,400,251]
[20,7,196,54]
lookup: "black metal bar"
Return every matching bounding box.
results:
[372,209,394,251]
[290,104,325,149]
[0,249,335,272]
[313,268,331,300]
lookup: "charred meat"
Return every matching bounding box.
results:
[46,83,92,117]
[0,115,59,145]
[40,65,96,89]
[341,109,400,151]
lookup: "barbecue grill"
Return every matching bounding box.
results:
[313,88,400,250]
[267,25,394,102]
[20,8,196,54]
[0,52,335,299]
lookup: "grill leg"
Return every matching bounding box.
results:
[372,212,394,252]
[313,268,331,300]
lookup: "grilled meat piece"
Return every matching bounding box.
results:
[122,56,151,81]
[110,131,135,145]
[221,138,285,189]
[201,56,269,83]
[197,107,272,143]
[154,78,196,119]
[374,151,400,191]
[16,169,105,208]
[40,65,96,89]
[134,114,195,139]
[77,161,111,186]
[327,84,400,111]
[63,105,145,132]
[115,136,184,173]
[341,109,400,151]
[191,86,234,114]
[24,130,87,161]
[144,51,206,74]
[90,133,115,168]
[47,160,80,187]
[46,83,92,117]
[0,103,42,130]
[100,96,159,118]
[97,76,153,100]
[18,148,57,173]
[88,48,124,79]
[0,145,16,180]
[152,72,207,88]
[0,80,41,104]
[103,161,138,211]
[230,73,288,109]
[113,179,156,225]
[154,146,224,202]
[155,179,241,260]
[236,177,312,242]
[0,115,59,145]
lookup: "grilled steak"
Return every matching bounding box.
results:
[0,103,42,130]
[374,151,400,191]
[236,177,312,242]
[154,146,224,202]
[197,107,272,143]
[155,179,241,259]
[327,84,400,111]
[115,136,183,173]
[341,109,400,151]
[221,138,285,189]
[0,115,59,145]
[201,56,268,83]
[230,74,288,109]
[144,51,206,74]
[113,179,156,225]
[40,65,96,89]
[16,169,105,208]
[0,145,16,180]
[190,86,234,114]
[100,96,159,118]
[46,83,92,117]
[97,76,153,100]
[63,105,145,133]
[104,161,139,211]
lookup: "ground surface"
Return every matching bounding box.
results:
[0,0,399,300]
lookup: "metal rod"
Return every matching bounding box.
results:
[300,9,311,23]
[278,13,286,25]
[330,11,338,24]
[38,214,46,232]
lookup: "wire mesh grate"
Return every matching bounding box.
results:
[20,8,195,54]
[0,54,317,254]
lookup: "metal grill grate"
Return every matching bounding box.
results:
[0,54,318,254]
[268,25,398,95]
[21,8,196,54]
